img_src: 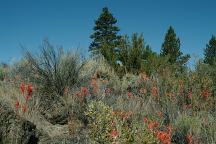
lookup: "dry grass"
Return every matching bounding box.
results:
[0,81,70,140]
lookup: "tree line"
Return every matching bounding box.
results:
[89,7,216,75]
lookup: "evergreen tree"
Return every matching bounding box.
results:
[204,35,216,65]
[160,26,190,65]
[119,33,156,74]
[89,7,121,66]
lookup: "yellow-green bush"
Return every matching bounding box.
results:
[85,101,113,143]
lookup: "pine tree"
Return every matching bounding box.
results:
[119,33,155,74]
[204,35,216,65]
[160,26,190,65]
[89,7,121,66]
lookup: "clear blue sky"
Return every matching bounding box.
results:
[0,0,216,66]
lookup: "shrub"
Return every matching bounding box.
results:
[85,100,113,143]
[23,39,83,97]
[172,114,202,143]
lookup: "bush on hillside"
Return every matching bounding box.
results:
[23,39,84,97]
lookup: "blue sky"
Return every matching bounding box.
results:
[0,0,216,67]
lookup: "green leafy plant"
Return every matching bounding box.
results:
[85,100,113,143]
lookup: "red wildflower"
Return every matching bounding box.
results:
[148,121,159,130]
[75,92,82,97]
[27,84,33,95]
[156,131,171,144]
[90,78,97,87]
[154,121,159,127]
[186,134,193,144]
[148,122,154,130]
[151,86,158,97]
[143,117,148,123]
[167,125,172,135]
[81,86,88,97]
[20,82,25,94]
[15,100,19,111]
[22,104,27,113]
[157,111,162,117]
[92,88,97,95]
[110,129,118,139]
[127,92,133,98]
[201,89,211,99]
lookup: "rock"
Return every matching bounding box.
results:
[39,97,69,125]
[0,99,41,144]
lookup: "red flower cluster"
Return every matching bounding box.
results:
[75,86,89,97]
[75,92,82,97]
[157,111,162,117]
[20,82,25,94]
[154,125,172,144]
[201,89,211,99]
[81,86,88,97]
[155,130,171,144]
[22,104,27,113]
[16,82,33,113]
[144,117,172,144]
[148,121,159,130]
[15,100,19,111]
[19,82,33,101]
[143,117,148,123]
[151,86,158,97]
[186,133,193,144]
[92,88,98,95]
[110,129,118,139]
[127,92,133,98]
[27,84,33,96]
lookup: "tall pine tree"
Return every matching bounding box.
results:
[204,35,216,65]
[89,7,121,66]
[160,26,190,65]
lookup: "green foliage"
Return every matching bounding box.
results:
[113,115,159,143]
[194,61,216,112]
[172,115,202,143]
[141,54,170,75]
[89,7,121,67]
[23,39,83,97]
[85,100,159,143]
[118,33,156,74]
[160,26,190,65]
[204,35,216,65]
[85,100,113,143]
